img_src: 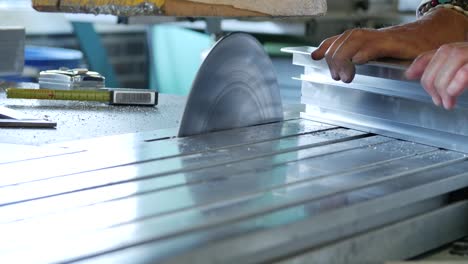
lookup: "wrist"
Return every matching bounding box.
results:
[381,8,467,51]
[423,8,468,39]
[418,0,468,18]
[379,8,468,59]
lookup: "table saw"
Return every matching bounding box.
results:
[1,1,468,263]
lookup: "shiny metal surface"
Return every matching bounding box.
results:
[284,46,468,154]
[0,119,331,186]
[282,46,412,81]
[0,143,83,164]
[178,33,284,137]
[276,201,468,264]
[1,117,468,263]
[0,106,57,128]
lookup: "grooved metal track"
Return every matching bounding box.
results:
[1,118,468,263]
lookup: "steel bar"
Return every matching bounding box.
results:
[282,47,412,81]
[283,46,468,154]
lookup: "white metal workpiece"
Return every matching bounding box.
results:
[283,46,468,153]
[1,116,468,263]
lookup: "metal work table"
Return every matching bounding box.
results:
[1,114,468,263]
[0,84,185,145]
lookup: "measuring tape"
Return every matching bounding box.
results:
[6,88,158,106]
[6,88,110,102]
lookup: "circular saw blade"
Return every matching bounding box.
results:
[178,33,284,137]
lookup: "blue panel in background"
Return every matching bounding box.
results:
[148,26,213,95]
[72,22,120,88]
[1,46,83,83]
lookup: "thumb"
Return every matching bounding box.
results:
[311,36,339,60]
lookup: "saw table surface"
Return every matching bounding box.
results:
[0,84,185,145]
[1,115,468,263]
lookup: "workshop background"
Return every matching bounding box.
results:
[3,1,468,263]
[0,0,419,104]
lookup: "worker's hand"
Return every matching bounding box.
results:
[311,28,404,83]
[311,8,468,83]
[406,42,468,110]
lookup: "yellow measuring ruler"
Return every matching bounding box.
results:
[6,88,158,106]
[7,88,110,102]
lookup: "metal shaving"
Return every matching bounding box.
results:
[63,2,163,16]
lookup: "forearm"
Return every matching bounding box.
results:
[380,8,468,58]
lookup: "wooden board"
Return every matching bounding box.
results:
[163,0,264,16]
[185,0,327,16]
[32,0,327,17]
